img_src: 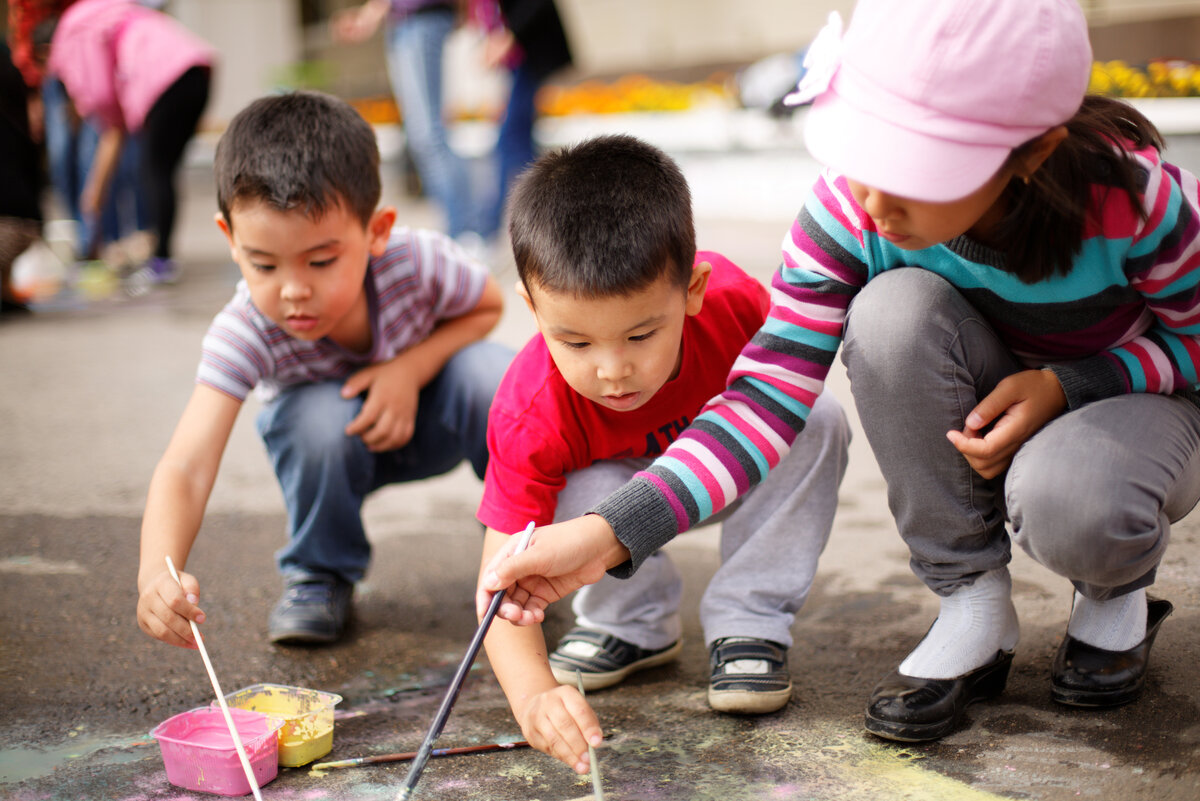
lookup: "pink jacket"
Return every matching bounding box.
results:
[48,0,214,132]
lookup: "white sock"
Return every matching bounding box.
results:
[899,568,1020,680]
[1066,588,1147,651]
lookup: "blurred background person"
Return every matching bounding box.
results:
[46,0,214,293]
[475,0,571,240]
[334,0,489,252]
[9,0,150,271]
[0,39,43,315]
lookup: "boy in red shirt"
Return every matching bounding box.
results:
[477,135,849,772]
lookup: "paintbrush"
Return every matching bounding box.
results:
[312,740,530,770]
[575,672,605,801]
[395,521,536,800]
[164,557,263,801]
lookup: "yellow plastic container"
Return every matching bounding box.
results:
[220,683,343,767]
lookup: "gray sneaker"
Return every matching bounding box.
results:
[268,572,353,645]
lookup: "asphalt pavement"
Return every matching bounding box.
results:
[2,121,1200,801]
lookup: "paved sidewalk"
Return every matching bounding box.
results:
[2,128,1199,800]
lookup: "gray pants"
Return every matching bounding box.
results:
[554,390,850,650]
[841,268,1200,600]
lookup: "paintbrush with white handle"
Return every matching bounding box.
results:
[165,556,263,801]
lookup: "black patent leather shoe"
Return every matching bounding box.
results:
[864,650,1014,742]
[1051,597,1173,708]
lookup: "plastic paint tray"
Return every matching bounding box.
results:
[150,706,283,796]
[220,683,343,767]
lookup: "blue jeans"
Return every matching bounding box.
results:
[841,268,1200,600]
[483,62,540,238]
[255,341,513,582]
[42,78,146,258]
[385,9,475,238]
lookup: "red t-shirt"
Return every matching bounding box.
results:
[478,251,770,533]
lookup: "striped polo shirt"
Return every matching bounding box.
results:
[196,227,488,403]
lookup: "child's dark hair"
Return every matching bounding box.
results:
[214,91,380,228]
[997,95,1164,283]
[508,134,696,297]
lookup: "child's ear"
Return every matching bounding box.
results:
[367,206,398,256]
[685,261,712,316]
[214,212,237,259]
[1015,125,1068,181]
[515,280,536,314]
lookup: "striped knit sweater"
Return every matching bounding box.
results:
[593,144,1200,576]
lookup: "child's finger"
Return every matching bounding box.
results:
[544,716,590,773]
[562,690,604,747]
[946,429,991,457]
[344,404,377,437]
[482,545,544,591]
[140,594,197,648]
[966,379,1024,431]
[340,371,370,399]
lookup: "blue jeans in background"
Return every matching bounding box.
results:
[385,8,477,238]
[484,62,540,238]
[256,341,514,583]
[42,78,147,259]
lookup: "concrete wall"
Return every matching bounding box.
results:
[556,0,856,75]
[173,0,302,127]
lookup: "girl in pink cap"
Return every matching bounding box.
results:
[477,0,1200,757]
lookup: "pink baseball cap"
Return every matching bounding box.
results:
[788,0,1092,202]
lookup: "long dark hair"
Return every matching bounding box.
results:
[994,95,1164,283]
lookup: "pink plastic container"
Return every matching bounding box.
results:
[150,707,284,796]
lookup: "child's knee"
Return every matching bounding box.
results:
[259,382,362,458]
[445,342,514,401]
[805,391,851,451]
[1008,465,1165,585]
[843,268,958,355]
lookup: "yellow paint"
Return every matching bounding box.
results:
[223,684,342,768]
[851,742,1008,800]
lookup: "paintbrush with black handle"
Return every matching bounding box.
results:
[395,522,535,800]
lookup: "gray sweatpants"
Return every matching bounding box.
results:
[841,268,1200,601]
[553,390,850,650]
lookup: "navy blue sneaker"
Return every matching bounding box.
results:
[549,627,682,690]
[708,637,793,714]
[268,572,353,645]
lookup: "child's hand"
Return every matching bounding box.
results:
[477,515,631,625]
[947,368,1067,479]
[342,360,420,452]
[331,1,387,44]
[137,568,205,649]
[516,685,603,774]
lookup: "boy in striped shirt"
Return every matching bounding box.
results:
[135,91,512,647]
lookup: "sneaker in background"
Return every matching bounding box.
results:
[267,572,354,645]
[124,257,180,297]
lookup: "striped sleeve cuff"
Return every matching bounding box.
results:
[588,479,682,579]
[1045,355,1128,409]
